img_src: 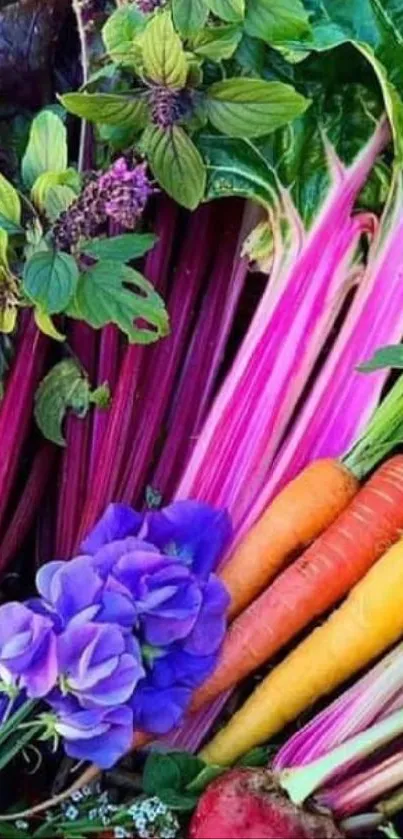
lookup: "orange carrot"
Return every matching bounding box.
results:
[222,458,359,619]
[191,454,403,712]
[200,531,403,766]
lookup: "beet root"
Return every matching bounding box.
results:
[189,769,344,839]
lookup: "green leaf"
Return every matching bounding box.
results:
[158,790,199,812]
[71,261,169,343]
[198,133,278,205]
[245,0,311,43]
[358,345,403,372]
[207,0,245,23]
[144,125,206,209]
[0,228,9,266]
[301,0,403,162]
[31,168,80,210]
[143,754,182,796]
[192,23,242,60]
[102,5,147,66]
[142,10,188,88]
[23,250,79,315]
[172,0,209,37]
[44,185,77,223]
[34,308,66,342]
[0,215,23,235]
[34,360,94,446]
[143,752,205,800]
[22,110,68,189]
[237,746,269,766]
[0,173,21,227]
[186,765,225,794]
[206,77,310,137]
[80,233,157,262]
[60,92,148,129]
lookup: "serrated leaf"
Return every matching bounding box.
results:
[31,169,80,210]
[245,0,311,43]
[71,261,169,344]
[206,77,310,137]
[60,93,148,129]
[80,233,157,262]
[34,309,66,342]
[0,173,21,226]
[142,10,188,88]
[207,0,244,23]
[172,0,209,37]
[44,185,78,223]
[34,359,92,446]
[192,23,242,60]
[23,250,79,315]
[102,5,147,67]
[144,125,206,209]
[358,345,403,372]
[22,111,68,189]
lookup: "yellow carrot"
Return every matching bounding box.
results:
[200,537,403,766]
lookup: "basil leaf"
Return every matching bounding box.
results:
[245,0,311,43]
[143,754,182,796]
[34,359,93,446]
[142,10,188,88]
[44,185,77,223]
[207,0,245,23]
[158,790,199,812]
[186,765,225,794]
[23,250,79,314]
[0,173,21,227]
[80,233,157,262]
[31,169,80,211]
[60,93,148,129]
[192,24,242,61]
[102,5,146,67]
[358,346,403,372]
[206,77,309,137]
[22,111,68,189]
[34,309,66,342]
[144,125,206,209]
[172,0,209,37]
[72,261,169,343]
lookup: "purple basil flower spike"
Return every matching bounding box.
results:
[144,501,232,579]
[55,622,144,708]
[0,602,58,697]
[55,704,133,768]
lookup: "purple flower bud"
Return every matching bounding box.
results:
[136,0,165,12]
[54,703,133,768]
[53,622,144,708]
[0,602,58,697]
[149,87,193,128]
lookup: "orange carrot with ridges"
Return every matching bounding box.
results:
[192,455,403,712]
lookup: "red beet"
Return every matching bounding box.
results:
[189,769,344,839]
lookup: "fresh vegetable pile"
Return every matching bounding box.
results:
[4,0,403,837]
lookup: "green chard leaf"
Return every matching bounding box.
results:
[192,24,242,60]
[245,0,311,43]
[207,0,245,23]
[142,9,188,88]
[79,233,157,262]
[60,92,149,129]
[0,173,21,229]
[34,359,95,446]
[23,250,79,314]
[358,345,403,372]
[206,77,310,137]
[70,261,169,343]
[198,133,278,205]
[102,4,147,67]
[172,0,209,37]
[22,110,68,189]
[143,124,206,209]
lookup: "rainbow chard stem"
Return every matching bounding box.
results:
[151,199,247,500]
[317,750,403,818]
[0,443,56,571]
[77,197,178,545]
[0,316,49,557]
[118,203,218,507]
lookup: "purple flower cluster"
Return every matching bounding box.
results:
[53,159,154,252]
[137,0,165,12]
[0,501,231,768]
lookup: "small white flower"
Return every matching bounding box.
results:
[15,821,29,830]
[82,784,93,797]
[71,790,83,802]
[65,805,79,821]
[88,808,98,820]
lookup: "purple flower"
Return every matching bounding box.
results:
[137,0,165,11]
[130,683,191,735]
[52,622,144,709]
[99,159,154,230]
[0,602,57,697]
[54,703,133,768]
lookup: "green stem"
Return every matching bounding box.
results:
[377,784,403,818]
[343,374,403,479]
[0,699,37,748]
[280,708,403,805]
